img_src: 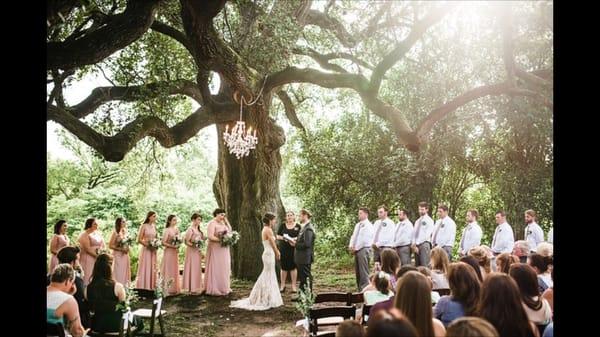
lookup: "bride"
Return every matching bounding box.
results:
[230,212,283,310]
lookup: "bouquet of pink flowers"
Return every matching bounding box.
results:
[118,233,135,248]
[148,238,162,250]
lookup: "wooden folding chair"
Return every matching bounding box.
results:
[361,304,373,326]
[133,288,157,300]
[132,297,167,337]
[348,293,364,306]
[308,305,356,336]
[435,288,451,296]
[314,292,350,305]
[89,310,137,337]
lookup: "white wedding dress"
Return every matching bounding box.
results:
[230,240,283,310]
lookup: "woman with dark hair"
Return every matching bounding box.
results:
[478,273,538,337]
[363,271,394,306]
[161,214,181,296]
[230,212,283,310]
[528,253,553,293]
[182,213,205,294]
[50,220,70,272]
[78,217,105,285]
[204,208,233,296]
[459,255,484,283]
[366,308,419,337]
[276,210,300,292]
[394,271,446,337]
[109,217,131,285]
[368,265,419,319]
[86,254,125,333]
[434,262,481,326]
[380,248,401,290]
[496,253,519,274]
[509,263,552,326]
[136,211,159,290]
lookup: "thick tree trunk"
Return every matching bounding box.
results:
[213,94,286,280]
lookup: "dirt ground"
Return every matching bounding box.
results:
[135,265,355,337]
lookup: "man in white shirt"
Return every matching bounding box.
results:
[459,209,483,257]
[491,210,515,255]
[432,204,457,261]
[524,209,544,252]
[393,208,413,266]
[348,207,374,291]
[547,227,553,243]
[411,201,434,267]
[371,205,397,263]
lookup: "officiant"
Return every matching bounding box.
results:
[276,210,301,293]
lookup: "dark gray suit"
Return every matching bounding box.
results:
[294,222,315,292]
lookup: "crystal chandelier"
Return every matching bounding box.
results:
[223,94,259,159]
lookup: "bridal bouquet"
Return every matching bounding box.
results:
[220,230,240,247]
[148,238,162,250]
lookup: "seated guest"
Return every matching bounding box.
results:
[535,242,553,257]
[509,263,552,326]
[47,264,87,337]
[336,319,365,337]
[434,262,480,327]
[478,273,538,337]
[528,253,553,293]
[367,308,419,337]
[85,254,142,333]
[446,317,499,337]
[394,271,446,337]
[47,246,90,327]
[459,256,484,283]
[541,269,553,314]
[468,246,491,279]
[429,247,450,289]
[369,265,417,320]
[363,271,394,305]
[380,248,401,290]
[513,240,531,263]
[495,253,519,274]
[416,267,441,304]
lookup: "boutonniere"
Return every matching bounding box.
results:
[527,230,532,235]
[359,223,364,228]
[440,223,445,228]
[382,222,387,227]
[421,220,427,226]
[498,229,502,232]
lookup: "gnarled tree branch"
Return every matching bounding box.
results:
[150,20,194,56]
[276,90,305,130]
[47,0,162,70]
[47,101,238,162]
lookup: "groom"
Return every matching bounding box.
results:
[292,209,315,297]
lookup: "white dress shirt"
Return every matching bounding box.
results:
[393,219,414,247]
[547,228,553,243]
[348,219,374,251]
[459,221,482,255]
[372,218,397,247]
[524,222,544,251]
[432,216,456,247]
[491,222,515,254]
[412,214,434,245]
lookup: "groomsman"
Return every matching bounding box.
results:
[393,209,413,266]
[371,205,396,263]
[348,207,374,291]
[547,227,553,243]
[411,202,434,267]
[459,209,483,257]
[524,209,544,252]
[491,210,515,255]
[432,204,456,261]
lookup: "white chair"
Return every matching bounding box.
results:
[131,297,167,337]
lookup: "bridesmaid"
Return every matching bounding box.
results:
[109,217,131,286]
[161,214,181,296]
[204,208,232,296]
[182,213,205,294]
[49,219,70,273]
[78,217,105,285]
[136,211,159,290]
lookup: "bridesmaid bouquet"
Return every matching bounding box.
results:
[193,235,206,250]
[148,238,163,250]
[119,233,135,248]
[96,247,110,255]
[220,230,240,247]
[171,234,182,247]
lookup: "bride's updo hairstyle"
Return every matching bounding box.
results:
[262,212,276,226]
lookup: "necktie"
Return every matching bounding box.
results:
[414,217,422,242]
[492,225,499,248]
[394,221,404,243]
[460,225,468,251]
[373,220,383,244]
